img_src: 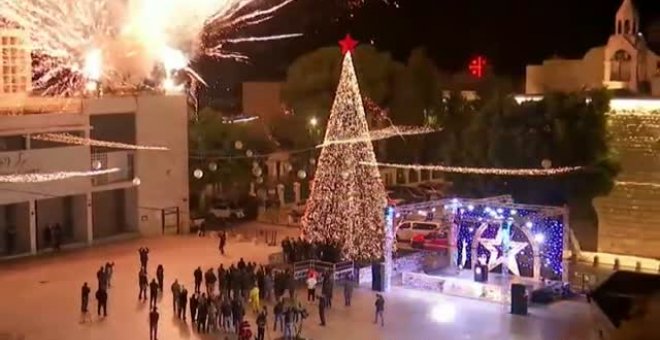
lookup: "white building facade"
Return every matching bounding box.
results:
[0,95,190,256]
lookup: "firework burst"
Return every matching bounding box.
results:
[0,0,299,96]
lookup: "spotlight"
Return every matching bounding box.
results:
[525,221,533,228]
[534,233,545,243]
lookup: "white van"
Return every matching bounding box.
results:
[395,221,444,242]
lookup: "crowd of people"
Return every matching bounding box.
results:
[281,237,343,264]
[76,234,386,340]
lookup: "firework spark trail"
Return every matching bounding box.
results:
[0,0,299,95]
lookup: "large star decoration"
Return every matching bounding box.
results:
[478,227,529,276]
[339,34,358,55]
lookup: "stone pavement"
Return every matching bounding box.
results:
[0,222,599,340]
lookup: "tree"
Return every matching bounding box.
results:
[280,45,401,149]
[301,48,387,262]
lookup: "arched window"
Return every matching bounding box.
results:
[611,50,633,81]
[624,20,630,34]
[617,21,622,34]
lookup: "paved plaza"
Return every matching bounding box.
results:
[0,222,598,340]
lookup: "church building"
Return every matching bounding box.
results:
[525,0,660,96]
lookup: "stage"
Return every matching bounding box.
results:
[402,269,551,304]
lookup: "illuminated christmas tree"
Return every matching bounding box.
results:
[301,35,388,262]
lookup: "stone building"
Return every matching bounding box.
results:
[526,0,660,96]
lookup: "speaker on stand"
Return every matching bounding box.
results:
[511,283,528,315]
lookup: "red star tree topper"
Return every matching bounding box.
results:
[339,34,359,54]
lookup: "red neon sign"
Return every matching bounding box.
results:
[468,56,487,79]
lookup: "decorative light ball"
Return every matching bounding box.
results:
[256,177,263,184]
[92,160,102,170]
[246,150,254,157]
[340,170,349,180]
[297,170,307,179]
[208,162,218,172]
[234,140,243,150]
[193,169,204,179]
[132,177,141,186]
[541,159,552,169]
[252,161,259,169]
[252,167,263,177]
[309,158,316,165]
[285,163,293,172]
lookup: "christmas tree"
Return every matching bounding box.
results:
[301,35,388,262]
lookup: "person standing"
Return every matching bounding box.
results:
[96,288,108,317]
[138,269,148,301]
[178,286,188,321]
[156,265,164,292]
[190,292,198,323]
[344,275,354,307]
[219,231,227,255]
[149,278,159,308]
[374,294,385,327]
[205,268,217,295]
[97,266,107,290]
[283,307,294,338]
[220,297,232,332]
[53,223,62,251]
[171,279,180,313]
[323,271,334,308]
[81,282,91,321]
[194,267,203,293]
[104,262,114,288]
[306,275,317,302]
[256,307,267,340]
[139,247,150,270]
[217,265,226,298]
[264,271,274,303]
[149,307,159,340]
[317,294,327,326]
[197,294,208,333]
[273,298,284,332]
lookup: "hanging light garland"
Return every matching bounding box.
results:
[615,181,660,189]
[317,125,440,148]
[0,168,120,183]
[361,162,584,176]
[31,133,169,151]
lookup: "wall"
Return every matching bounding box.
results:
[92,189,126,238]
[0,146,91,205]
[594,112,660,258]
[242,82,283,121]
[0,202,30,254]
[71,194,88,243]
[524,47,605,95]
[134,95,189,235]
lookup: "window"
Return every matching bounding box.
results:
[413,223,437,231]
[656,61,660,75]
[611,50,633,81]
[617,21,622,34]
[624,20,630,34]
[398,223,411,230]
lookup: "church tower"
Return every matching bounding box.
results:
[604,0,644,92]
[614,0,639,36]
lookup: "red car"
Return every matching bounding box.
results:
[411,230,450,252]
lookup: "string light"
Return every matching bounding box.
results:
[361,162,584,176]
[317,125,440,148]
[31,133,168,151]
[0,168,119,183]
[616,181,660,189]
[302,46,388,262]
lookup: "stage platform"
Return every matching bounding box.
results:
[402,269,552,304]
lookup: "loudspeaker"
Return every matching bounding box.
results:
[474,264,488,283]
[372,262,385,292]
[511,283,528,315]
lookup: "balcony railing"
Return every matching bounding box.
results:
[91,151,134,186]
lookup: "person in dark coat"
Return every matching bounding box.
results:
[220,298,232,332]
[194,267,203,293]
[317,294,327,326]
[178,286,188,320]
[156,265,164,292]
[149,279,159,307]
[374,294,385,326]
[97,266,107,290]
[96,288,108,317]
[344,275,354,306]
[197,294,208,333]
[232,298,244,333]
[218,265,226,297]
[139,269,148,301]
[104,262,114,288]
[171,279,180,313]
[256,307,267,340]
[81,282,91,313]
[237,257,246,271]
[190,292,198,322]
[218,231,227,255]
[149,307,159,340]
[139,247,150,270]
[53,223,62,250]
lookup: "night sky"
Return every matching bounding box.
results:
[198,0,660,98]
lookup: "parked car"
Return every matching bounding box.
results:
[209,201,246,220]
[395,221,445,242]
[411,230,450,253]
